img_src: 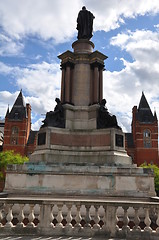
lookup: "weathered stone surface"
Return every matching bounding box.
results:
[5,163,155,198]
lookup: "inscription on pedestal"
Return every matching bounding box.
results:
[38,132,46,145]
[115,134,123,147]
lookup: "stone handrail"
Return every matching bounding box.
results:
[0,197,159,239]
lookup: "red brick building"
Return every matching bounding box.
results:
[125,92,159,166]
[3,90,37,156]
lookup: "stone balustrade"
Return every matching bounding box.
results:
[0,198,159,239]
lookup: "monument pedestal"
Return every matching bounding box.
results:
[4,39,156,200]
[31,126,131,165]
[4,125,155,199]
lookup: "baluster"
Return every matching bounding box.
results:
[56,204,63,228]
[122,206,130,233]
[0,208,3,227]
[52,204,58,227]
[102,205,107,230]
[144,207,152,232]
[84,204,91,228]
[156,207,159,233]
[49,205,54,228]
[36,204,41,227]
[5,204,13,228]
[115,207,119,232]
[93,204,100,230]
[75,204,82,228]
[65,204,72,228]
[133,207,141,232]
[27,204,35,227]
[97,206,104,229]
[17,204,25,227]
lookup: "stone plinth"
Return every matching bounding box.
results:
[5,163,155,198]
[29,126,131,166]
[72,39,94,53]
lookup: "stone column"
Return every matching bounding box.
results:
[71,40,94,106]
[93,65,99,104]
[65,64,71,103]
[99,67,103,103]
[90,69,94,105]
[60,68,65,103]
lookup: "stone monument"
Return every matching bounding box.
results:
[4,7,155,200]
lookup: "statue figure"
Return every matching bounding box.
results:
[77,6,95,40]
[41,98,65,128]
[97,99,121,129]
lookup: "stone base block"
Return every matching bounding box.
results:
[33,127,132,165]
[64,104,98,130]
[30,148,132,166]
[4,163,156,199]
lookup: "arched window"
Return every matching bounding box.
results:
[11,126,19,145]
[143,129,151,148]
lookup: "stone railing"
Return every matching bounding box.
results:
[0,198,159,239]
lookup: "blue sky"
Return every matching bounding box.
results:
[1,0,159,132]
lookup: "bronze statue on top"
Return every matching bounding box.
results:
[41,98,65,128]
[97,99,121,129]
[77,6,95,40]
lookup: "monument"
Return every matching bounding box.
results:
[4,7,155,200]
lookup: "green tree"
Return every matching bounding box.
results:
[0,150,28,179]
[140,163,159,193]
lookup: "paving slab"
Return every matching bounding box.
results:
[0,237,125,240]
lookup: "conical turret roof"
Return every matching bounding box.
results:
[136,92,157,123]
[7,90,27,120]
[13,90,25,107]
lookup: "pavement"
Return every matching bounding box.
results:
[0,237,93,240]
[0,237,124,240]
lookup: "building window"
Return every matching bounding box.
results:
[11,126,19,145]
[143,129,151,148]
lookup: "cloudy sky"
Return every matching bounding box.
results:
[0,0,159,132]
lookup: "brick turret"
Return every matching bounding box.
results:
[126,92,158,166]
[3,90,32,156]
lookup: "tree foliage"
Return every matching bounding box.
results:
[140,163,159,192]
[0,150,28,179]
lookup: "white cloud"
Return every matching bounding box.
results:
[35,55,42,60]
[110,30,159,86]
[1,0,159,132]
[0,0,82,43]
[1,28,159,132]
[102,29,159,131]
[0,91,21,119]
[0,61,61,122]
[0,0,159,44]
[16,61,61,108]
[0,91,19,103]
[86,0,159,32]
[0,62,13,74]
[0,33,24,56]
[31,118,44,131]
